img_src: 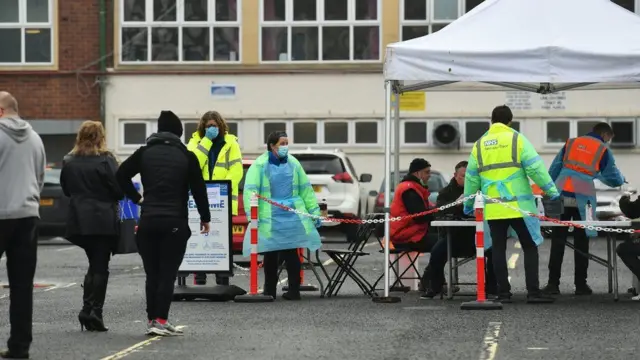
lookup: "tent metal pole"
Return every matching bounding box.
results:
[372,81,400,303]
[393,84,401,187]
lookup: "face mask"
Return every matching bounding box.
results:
[206,126,219,139]
[277,145,288,158]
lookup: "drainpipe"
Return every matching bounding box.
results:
[98,0,107,123]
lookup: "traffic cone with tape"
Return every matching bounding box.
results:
[461,192,502,310]
[235,193,274,303]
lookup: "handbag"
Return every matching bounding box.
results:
[114,199,138,255]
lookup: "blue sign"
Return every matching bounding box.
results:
[210,83,236,98]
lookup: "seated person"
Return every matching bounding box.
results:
[389,158,436,254]
[617,193,640,301]
[421,161,497,299]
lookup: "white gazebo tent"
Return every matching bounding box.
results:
[376,0,640,301]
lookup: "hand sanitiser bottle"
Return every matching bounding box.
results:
[585,200,594,222]
[536,196,545,217]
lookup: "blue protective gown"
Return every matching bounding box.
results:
[548,133,625,237]
[242,153,322,256]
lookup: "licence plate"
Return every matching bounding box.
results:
[232,225,245,234]
[313,185,322,193]
[40,198,54,206]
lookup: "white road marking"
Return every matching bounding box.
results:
[99,326,186,360]
[43,285,59,292]
[63,283,76,288]
[479,322,502,360]
[0,294,8,300]
[56,246,76,252]
[0,256,5,262]
[514,241,521,249]
[507,254,519,269]
[527,347,549,350]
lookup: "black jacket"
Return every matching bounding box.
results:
[620,195,640,219]
[436,178,467,219]
[60,153,124,238]
[116,132,211,222]
[400,174,432,224]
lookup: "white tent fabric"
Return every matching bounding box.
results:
[384,0,640,83]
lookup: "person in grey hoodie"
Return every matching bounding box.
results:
[0,91,46,359]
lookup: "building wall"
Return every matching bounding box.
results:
[105,73,640,191]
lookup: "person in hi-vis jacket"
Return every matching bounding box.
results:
[187,111,243,286]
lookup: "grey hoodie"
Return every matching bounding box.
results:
[0,116,46,220]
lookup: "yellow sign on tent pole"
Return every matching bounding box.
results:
[391,92,426,111]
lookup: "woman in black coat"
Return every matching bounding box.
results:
[60,121,123,332]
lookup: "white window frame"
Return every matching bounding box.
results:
[462,119,490,146]
[259,119,381,146]
[400,119,429,146]
[543,118,615,146]
[120,120,154,148]
[0,0,55,66]
[118,0,242,64]
[399,0,465,41]
[609,118,636,147]
[258,0,382,63]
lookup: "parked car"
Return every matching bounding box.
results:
[38,167,69,238]
[370,170,449,215]
[289,148,372,241]
[231,159,253,255]
[594,179,637,220]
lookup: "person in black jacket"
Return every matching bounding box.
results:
[421,161,497,299]
[116,111,211,336]
[60,120,124,332]
[616,194,640,300]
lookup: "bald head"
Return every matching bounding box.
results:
[0,91,19,116]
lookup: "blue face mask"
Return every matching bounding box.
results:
[205,126,219,139]
[277,145,288,158]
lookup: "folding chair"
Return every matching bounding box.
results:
[322,214,377,297]
[372,247,425,293]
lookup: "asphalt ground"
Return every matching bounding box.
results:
[0,232,638,360]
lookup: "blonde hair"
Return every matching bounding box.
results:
[197,111,229,138]
[70,120,110,156]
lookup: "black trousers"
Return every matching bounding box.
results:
[80,236,113,276]
[547,207,589,286]
[488,218,540,294]
[616,240,640,280]
[262,249,301,297]
[136,217,190,321]
[0,217,38,353]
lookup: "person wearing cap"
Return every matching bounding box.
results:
[116,111,211,336]
[242,131,322,300]
[389,158,436,253]
[187,111,243,286]
[463,105,560,303]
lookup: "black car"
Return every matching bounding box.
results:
[39,168,69,238]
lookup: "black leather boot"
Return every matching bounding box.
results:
[283,268,301,301]
[88,273,109,332]
[78,273,94,331]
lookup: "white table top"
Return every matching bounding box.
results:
[432,220,632,227]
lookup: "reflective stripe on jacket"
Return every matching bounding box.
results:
[390,181,430,243]
[560,136,606,193]
[187,132,243,215]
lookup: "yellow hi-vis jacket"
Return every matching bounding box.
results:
[187,132,243,215]
[464,123,558,221]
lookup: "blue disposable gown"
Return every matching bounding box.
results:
[242,157,321,256]
[548,143,625,237]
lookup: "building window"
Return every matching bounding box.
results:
[576,120,602,137]
[292,121,318,144]
[511,121,520,132]
[323,121,349,144]
[612,0,634,12]
[228,121,238,136]
[402,0,485,40]
[120,0,241,64]
[122,121,149,145]
[464,120,489,144]
[545,120,571,144]
[183,121,199,142]
[610,119,635,146]
[260,0,381,62]
[402,120,428,144]
[0,0,54,65]
[354,121,378,144]
[261,119,379,146]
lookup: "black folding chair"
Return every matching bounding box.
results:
[322,214,377,297]
[372,247,426,293]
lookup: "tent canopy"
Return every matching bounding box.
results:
[384,0,640,85]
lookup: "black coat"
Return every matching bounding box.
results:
[60,153,124,241]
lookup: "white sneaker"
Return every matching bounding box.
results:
[632,294,640,301]
[146,320,171,336]
[163,322,184,336]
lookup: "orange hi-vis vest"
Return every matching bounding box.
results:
[561,136,607,192]
[531,184,543,196]
[389,180,431,244]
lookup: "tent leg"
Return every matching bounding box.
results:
[393,81,401,187]
[373,80,401,304]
